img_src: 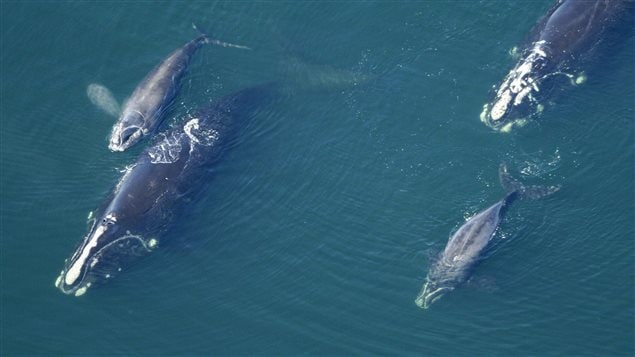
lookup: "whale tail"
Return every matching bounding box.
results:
[499,163,560,202]
[192,23,251,50]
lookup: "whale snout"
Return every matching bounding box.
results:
[55,268,94,297]
[109,110,146,152]
[480,90,534,133]
[109,125,143,152]
[55,222,158,297]
[415,282,453,310]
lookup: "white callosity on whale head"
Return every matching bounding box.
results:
[415,280,455,309]
[64,225,105,286]
[514,86,533,106]
[486,41,548,125]
[62,213,116,287]
[74,282,92,297]
[490,89,513,121]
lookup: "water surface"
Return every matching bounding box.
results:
[1,1,634,355]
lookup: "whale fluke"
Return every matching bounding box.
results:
[499,163,560,201]
[191,23,251,50]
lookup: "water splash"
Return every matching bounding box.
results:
[518,148,562,177]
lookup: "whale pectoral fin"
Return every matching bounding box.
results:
[86,83,121,118]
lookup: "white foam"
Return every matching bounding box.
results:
[184,118,219,148]
[148,133,182,164]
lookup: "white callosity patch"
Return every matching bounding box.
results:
[514,86,533,106]
[184,118,219,149]
[488,41,548,122]
[65,233,156,295]
[74,287,86,296]
[147,238,158,249]
[490,89,512,121]
[74,282,91,297]
[148,132,183,164]
[480,104,490,123]
[64,223,108,286]
[63,212,119,287]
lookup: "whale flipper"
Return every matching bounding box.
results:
[86,83,121,117]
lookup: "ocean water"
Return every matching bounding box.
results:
[1,1,634,355]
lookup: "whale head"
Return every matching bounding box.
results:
[415,254,466,309]
[55,211,157,296]
[109,111,146,151]
[415,279,455,310]
[481,43,553,132]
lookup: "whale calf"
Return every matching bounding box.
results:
[109,26,249,152]
[480,0,634,132]
[56,83,276,296]
[415,164,560,309]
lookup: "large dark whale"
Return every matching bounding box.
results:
[480,0,634,132]
[414,164,560,309]
[56,83,276,296]
[109,27,249,152]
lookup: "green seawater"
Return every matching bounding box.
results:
[1,1,634,355]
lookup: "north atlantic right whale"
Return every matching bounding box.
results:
[56,83,277,296]
[480,0,634,132]
[415,164,560,310]
[109,26,249,152]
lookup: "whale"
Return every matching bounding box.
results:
[109,26,249,152]
[414,164,560,309]
[480,0,634,132]
[55,83,277,296]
